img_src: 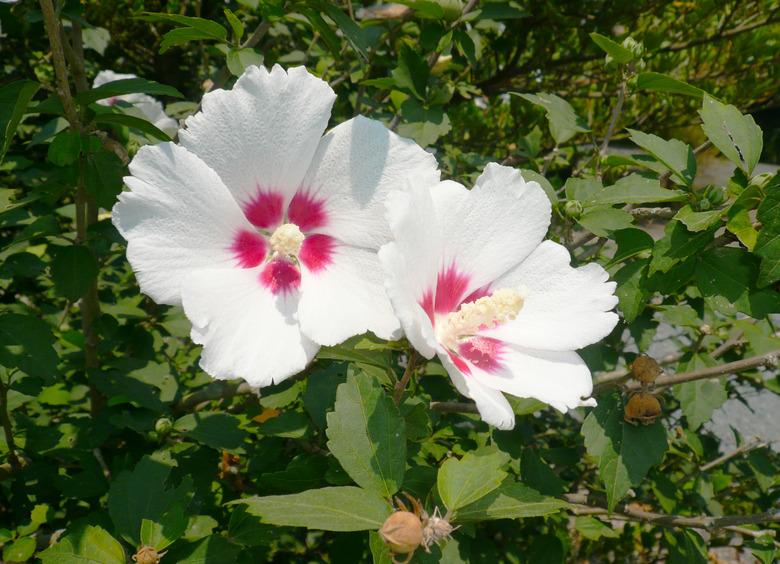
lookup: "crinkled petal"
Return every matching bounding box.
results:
[301,116,440,248]
[484,240,619,350]
[438,163,551,293]
[181,268,318,387]
[439,351,515,430]
[112,142,253,305]
[180,65,335,206]
[469,345,596,413]
[298,242,401,346]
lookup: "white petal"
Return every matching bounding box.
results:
[113,143,253,305]
[181,268,318,387]
[485,240,619,350]
[179,65,335,206]
[301,116,440,249]
[440,163,551,291]
[439,351,515,430]
[93,69,136,88]
[297,243,401,346]
[470,346,595,413]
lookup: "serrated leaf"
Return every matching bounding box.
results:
[650,220,715,275]
[513,92,588,144]
[224,8,244,42]
[674,358,726,431]
[591,174,687,205]
[438,447,510,512]
[84,147,125,208]
[137,12,228,41]
[589,32,634,63]
[673,205,724,232]
[578,207,634,236]
[520,168,558,205]
[0,313,57,380]
[3,536,36,563]
[695,247,756,315]
[0,80,40,163]
[575,516,620,540]
[454,483,568,522]
[51,245,98,301]
[326,373,405,497]
[93,112,170,141]
[160,27,219,54]
[77,78,182,106]
[627,129,696,186]
[319,2,370,61]
[47,130,81,166]
[39,525,125,564]
[163,534,241,563]
[139,504,188,550]
[613,259,648,323]
[173,411,247,450]
[392,43,429,101]
[636,72,705,99]
[700,94,763,175]
[754,178,780,287]
[582,393,667,510]
[232,486,392,531]
[226,47,264,76]
[610,228,654,266]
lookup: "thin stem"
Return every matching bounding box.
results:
[0,378,22,473]
[599,79,627,159]
[39,0,80,129]
[393,351,418,406]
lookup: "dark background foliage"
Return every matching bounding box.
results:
[1,1,779,563]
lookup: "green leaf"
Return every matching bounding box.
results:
[226,48,264,76]
[392,43,429,101]
[578,207,634,237]
[304,363,346,428]
[137,13,228,41]
[0,80,40,163]
[396,100,451,147]
[0,314,58,380]
[699,94,763,175]
[3,536,36,563]
[300,8,342,57]
[77,78,182,106]
[521,168,558,205]
[674,360,726,431]
[319,2,370,61]
[582,393,667,510]
[627,129,696,186]
[454,483,569,522]
[514,92,588,144]
[163,535,241,564]
[325,373,406,497]
[173,412,247,450]
[224,8,245,42]
[47,130,82,166]
[39,525,125,564]
[673,205,724,232]
[636,72,705,99]
[159,27,219,54]
[589,32,634,63]
[747,536,777,564]
[51,245,98,301]
[108,454,192,543]
[590,174,687,205]
[139,505,188,550]
[664,529,707,564]
[232,486,392,531]
[695,247,756,315]
[438,447,510,512]
[613,259,649,323]
[650,220,715,275]
[520,448,565,496]
[564,177,603,201]
[93,113,170,141]
[84,147,125,208]
[610,228,654,266]
[575,516,620,540]
[754,179,780,287]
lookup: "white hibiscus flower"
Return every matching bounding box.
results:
[379,163,619,429]
[94,70,179,137]
[112,65,440,387]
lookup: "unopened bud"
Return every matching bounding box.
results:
[624,392,662,425]
[133,546,162,564]
[631,354,661,384]
[154,417,172,435]
[699,324,712,335]
[379,511,423,555]
[564,200,583,219]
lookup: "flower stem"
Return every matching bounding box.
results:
[393,351,418,406]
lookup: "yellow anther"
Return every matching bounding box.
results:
[269,223,304,257]
[438,288,524,348]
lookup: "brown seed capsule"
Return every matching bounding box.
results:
[132,546,162,564]
[631,354,662,384]
[624,392,662,425]
[379,511,424,555]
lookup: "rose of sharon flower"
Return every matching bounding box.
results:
[112,65,439,387]
[94,70,179,137]
[379,163,619,429]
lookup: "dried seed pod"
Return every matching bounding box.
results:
[422,507,455,550]
[631,354,662,384]
[379,511,424,555]
[132,546,162,564]
[624,392,662,425]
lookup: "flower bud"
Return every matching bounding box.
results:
[154,417,172,435]
[564,200,583,219]
[703,185,726,206]
[379,511,424,555]
[133,546,161,564]
[624,392,662,425]
[631,354,661,384]
[699,324,712,335]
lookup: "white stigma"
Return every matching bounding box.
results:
[269,223,305,257]
[438,288,525,349]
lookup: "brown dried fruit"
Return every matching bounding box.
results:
[631,354,662,384]
[132,546,161,564]
[379,511,424,555]
[624,392,662,425]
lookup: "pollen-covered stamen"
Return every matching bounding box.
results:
[269,223,305,257]
[437,288,525,349]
